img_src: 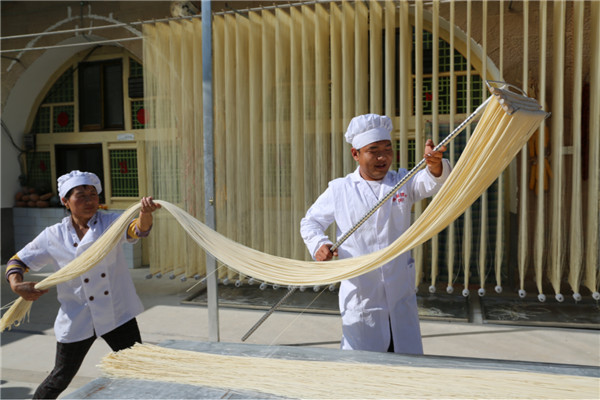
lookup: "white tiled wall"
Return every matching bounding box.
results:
[12,208,142,269]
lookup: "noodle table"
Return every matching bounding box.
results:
[65,340,600,399]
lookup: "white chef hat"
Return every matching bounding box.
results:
[344,114,393,149]
[58,170,102,204]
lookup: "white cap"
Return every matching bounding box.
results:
[344,114,393,149]
[58,170,102,204]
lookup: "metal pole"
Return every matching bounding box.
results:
[241,95,493,341]
[241,287,296,342]
[202,0,219,342]
[0,37,141,54]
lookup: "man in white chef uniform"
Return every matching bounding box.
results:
[300,114,450,354]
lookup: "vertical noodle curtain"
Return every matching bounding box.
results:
[139,2,599,301]
[140,4,510,286]
[519,0,600,301]
[586,1,600,299]
[143,20,206,278]
[142,4,386,279]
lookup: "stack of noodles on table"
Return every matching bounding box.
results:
[99,342,599,399]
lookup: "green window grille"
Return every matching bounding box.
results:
[32,67,75,134]
[129,58,144,99]
[26,151,52,191]
[412,28,482,115]
[435,37,470,73]
[52,105,75,133]
[44,68,74,104]
[457,74,485,114]
[417,29,471,74]
[129,58,143,79]
[417,76,452,115]
[31,106,51,134]
[110,149,139,197]
[131,100,146,129]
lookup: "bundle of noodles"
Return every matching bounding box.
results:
[100,343,600,399]
[1,88,548,332]
[152,91,548,286]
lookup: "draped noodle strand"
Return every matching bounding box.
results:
[1,93,547,333]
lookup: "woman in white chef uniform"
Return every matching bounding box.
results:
[6,170,161,399]
[300,114,450,354]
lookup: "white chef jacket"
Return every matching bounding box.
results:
[17,211,144,343]
[300,160,450,354]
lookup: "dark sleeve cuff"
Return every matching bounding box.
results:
[127,219,152,239]
[6,257,27,281]
[134,223,151,238]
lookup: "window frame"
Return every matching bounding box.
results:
[78,58,125,131]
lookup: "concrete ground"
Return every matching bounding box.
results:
[1,266,599,399]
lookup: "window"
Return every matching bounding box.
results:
[55,144,105,203]
[381,28,484,116]
[27,51,146,206]
[129,58,146,129]
[31,68,74,134]
[413,29,485,115]
[25,151,52,192]
[32,56,144,134]
[79,59,124,131]
[110,149,139,197]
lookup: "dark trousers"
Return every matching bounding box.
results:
[33,318,141,399]
[387,318,394,353]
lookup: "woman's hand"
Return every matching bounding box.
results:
[137,196,161,232]
[140,196,161,214]
[8,275,48,301]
